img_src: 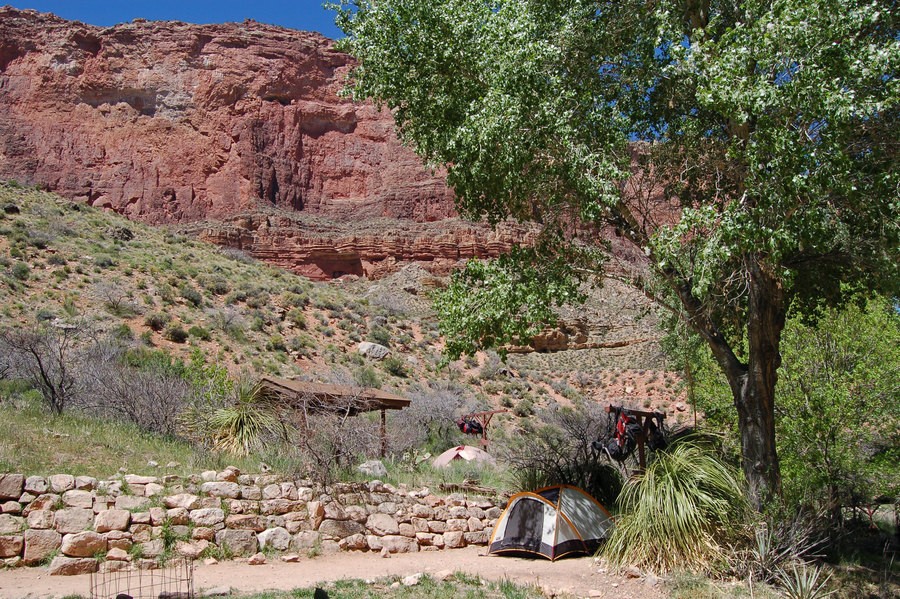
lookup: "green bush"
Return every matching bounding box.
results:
[368,326,391,347]
[179,283,203,307]
[383,356,408,378]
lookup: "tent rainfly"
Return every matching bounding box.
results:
[488,485,614,561]
[432,445,496,468]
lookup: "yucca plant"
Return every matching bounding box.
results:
[208,381,283,456]
[603,438,749,574]
[776,563,836,599]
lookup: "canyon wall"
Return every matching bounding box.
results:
[0,8,454,225]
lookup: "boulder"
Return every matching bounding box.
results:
[357,460,388,477]
[176,539,209,558]
[358,342,391,360]
[26,510,54,530]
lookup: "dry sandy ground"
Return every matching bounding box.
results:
[0,546,666,599]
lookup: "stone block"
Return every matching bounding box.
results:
[258,527,291,551]
[115,496,150,511]
[226,514,267,532]
[262,484,281,500]
[144,483,165,497]
[411,504,434,519]
[189,508,225,527]
[163,493,201,510]
[149,507,167,526]
[176,539,209,558]
[54,509,94,534]
[200,482,239,498]
[26,509,54,530]
[74,476,97,491]
[140,538,165,558]
[0,514,24,535]
[319,519,365,539]
[464,531,490,545]
[0,474,25,500]
[131,512,151,525]
[0,535,23,557]
[338,533,368,551]
[61,531,106,557]
[106,547,130,561]
[23,476,48,495]
[192,527,215,541]
[215,529,257,557]
[366,513,399,535]
[240,485,262,500]
[260,499,295,515]
[166,507,189,525]
[345,505,368,523]
[292,530,320,551]
[23,529,61,565]
[62,490,94,509]
[130,524,151,543]
[380,535,419,553]
[467,517,484,532]
[124,475,158,485]
[446,518,468,532]
[443,530,466,548]
[2,501,22,514]
[94,509,130,533]
[399,523,416,538]
[22,493,59,516]
[99,559,129,573]
[48,555,97,575]
[48,475,75,494]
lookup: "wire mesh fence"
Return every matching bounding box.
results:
[89,558,194,599]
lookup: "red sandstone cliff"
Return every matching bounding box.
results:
[0,7,454,224]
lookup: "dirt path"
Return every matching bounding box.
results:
[0,547,666,599]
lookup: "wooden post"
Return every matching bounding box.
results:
[380,409,386,458]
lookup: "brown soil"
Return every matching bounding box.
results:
[0,546,666,598]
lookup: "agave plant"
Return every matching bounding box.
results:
[602,438,749,574]
[776,563,836,599]
[208,381,283,456]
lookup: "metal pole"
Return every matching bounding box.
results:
[380,409,386,458]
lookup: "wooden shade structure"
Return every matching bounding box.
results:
[258,376,410,457]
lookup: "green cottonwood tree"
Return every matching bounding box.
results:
[334,0,900,509]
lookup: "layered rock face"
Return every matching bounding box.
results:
[195,210,538,280]
[0,8,454,225]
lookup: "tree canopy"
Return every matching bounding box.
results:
[334,0,900,509]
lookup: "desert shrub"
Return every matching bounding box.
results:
[11,261,29,281]
[382,356,408,378]
[502,403,622,507]
[187,325,211,341]
[47,254,67,266]
[144,312,171,332]
[367,326,391,347]
[208,308,246,340]
[179,283,203,307]
[163,324,188,344]
[388,382,465,455]
[603,439,749,574]
[208,382,282,456]
[94,255,116,269]
[77,340,190,435]
[286,308,307,329]
[266,334,287,352]
[201,276,230,296]
[354,366,381,389]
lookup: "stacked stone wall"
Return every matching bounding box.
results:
[0,470,503,576]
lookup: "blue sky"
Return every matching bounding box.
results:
[6,1,343,39]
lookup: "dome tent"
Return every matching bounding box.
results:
[488,484,614,561]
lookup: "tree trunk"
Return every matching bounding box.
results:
[732,257,785,510]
